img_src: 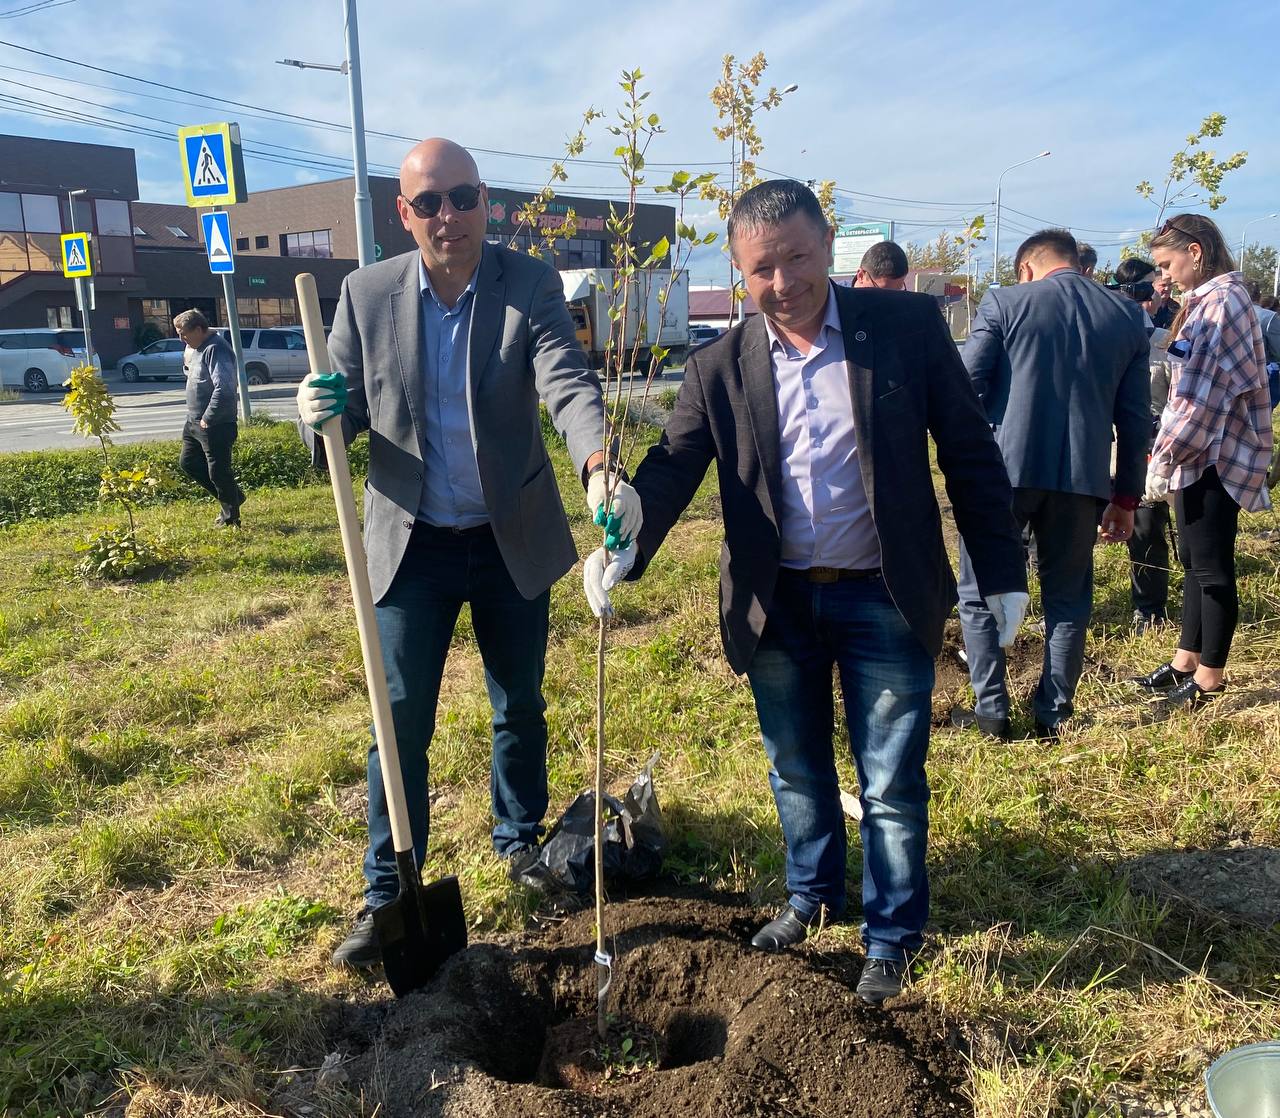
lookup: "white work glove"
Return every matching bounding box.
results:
[587,471,644,550]
[297,371,348,431]
[583,544,638,619]
[986,591,1030,649]
[1144,465,1171,504]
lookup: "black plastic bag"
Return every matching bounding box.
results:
[535,753,665,894]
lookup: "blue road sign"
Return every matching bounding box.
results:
[184,130,228,200]
[201,211,235,275]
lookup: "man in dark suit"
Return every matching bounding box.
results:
[297,138,641,971]
[954,229,1150,741]
[583,180,1026,1004]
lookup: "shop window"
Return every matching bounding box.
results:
[0,230,29,272]
[97,236,135,274]
[95,199,132,236]
[0,193,23,232]
[47,306,74,329]
[25,234,61,272]
[283,229,333,259]
[21,194,61,234]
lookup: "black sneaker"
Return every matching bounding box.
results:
[1165,676,1225,711]
[331,907,380,970]
[857,958,905,1004]
[1133,662,1194,692]
[504,844,554,894]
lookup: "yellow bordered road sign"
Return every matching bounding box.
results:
[178,122,248,208]
[61,232,92,278]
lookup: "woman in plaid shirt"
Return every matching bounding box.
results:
[1135,214,1273,709]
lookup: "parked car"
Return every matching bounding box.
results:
[220,327,311,384]
[118,337,186,382]
[688,323,723,347]
[0,328,96,392]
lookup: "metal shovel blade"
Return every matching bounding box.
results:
[372,864,468,997]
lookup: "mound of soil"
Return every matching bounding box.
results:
[337,895,972,1117]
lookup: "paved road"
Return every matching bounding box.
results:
[0,375,301,453]
[0,366,685,454]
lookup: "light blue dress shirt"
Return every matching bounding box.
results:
[767,283,882,570]
[416,257,488,528]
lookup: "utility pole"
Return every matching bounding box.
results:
[278,0,376,268]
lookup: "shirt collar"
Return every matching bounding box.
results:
[1186,269,1241,304]
[418,255,479,313]
[764,282,841,356]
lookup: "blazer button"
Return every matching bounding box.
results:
[402,520,412,529]
[855,330,867,342]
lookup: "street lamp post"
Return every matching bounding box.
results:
[1238,212,1278,277]
[67,188,95,365]
[992,150,1050,286]
[278,0,375,268]
[732,82,798,325]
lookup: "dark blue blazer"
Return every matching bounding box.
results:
[963,270,1151,502]
[630,286,1026,674]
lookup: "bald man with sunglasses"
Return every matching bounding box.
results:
[297,138,638,971]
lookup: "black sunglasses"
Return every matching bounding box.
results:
[401,183,483,219]
[1108,280,1156,302]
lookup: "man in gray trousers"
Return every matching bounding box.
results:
[953,229,1150,740]
[175,308,244,527]
[296,138,640,971]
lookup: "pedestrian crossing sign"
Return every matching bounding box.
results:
[201,211,236,275]
[178,122,248,208]
[60,232,92,278]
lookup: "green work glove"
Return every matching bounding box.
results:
[298,371,348,431]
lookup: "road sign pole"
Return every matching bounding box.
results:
[74,277,95,365]
[221,272,251,421]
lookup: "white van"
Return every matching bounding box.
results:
[0,329,97,392]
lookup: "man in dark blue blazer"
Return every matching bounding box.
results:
[583,181,1027,1005]
[955,229,1150,740]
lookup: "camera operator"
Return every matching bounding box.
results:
[1109,259,1174,630]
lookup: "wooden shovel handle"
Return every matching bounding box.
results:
[295,273,415,860]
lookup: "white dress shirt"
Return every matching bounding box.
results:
[766,284,882,571]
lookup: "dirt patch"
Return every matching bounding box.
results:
[327,895,972,1117]
[932,620,1047,726]
[1123,844,1280,927]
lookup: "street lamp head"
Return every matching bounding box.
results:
[1038,150,1051,158]
[277,59,307,68]
[781,83,799,94]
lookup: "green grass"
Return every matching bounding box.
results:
[1,431,1279,1116]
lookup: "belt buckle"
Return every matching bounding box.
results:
[808,567,840,584]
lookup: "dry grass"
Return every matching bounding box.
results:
[1,437,1278,1116]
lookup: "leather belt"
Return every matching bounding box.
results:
[414,520,492,539]
[781,566,882,584]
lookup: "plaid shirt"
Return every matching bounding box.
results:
[1151,271,1273,512]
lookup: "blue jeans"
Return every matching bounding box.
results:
[957,488,1096,728]
[745,572,934,962]
[362,523,550,906]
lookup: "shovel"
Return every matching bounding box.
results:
[295,273,468,996]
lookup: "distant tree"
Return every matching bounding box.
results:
[905,232,965,274]
[972,254,1017,306]
[1242,242,1278,294]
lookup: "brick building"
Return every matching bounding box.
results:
[0,132,674,367]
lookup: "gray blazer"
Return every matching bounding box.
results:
[302,244,605,603]
[963,270,1151,501]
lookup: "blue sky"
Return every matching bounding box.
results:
[1,0,1276,285]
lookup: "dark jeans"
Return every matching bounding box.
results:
[1129,500,1172,616]
[958,488,1097,728]
[179,419,244,515]
[363,522,550,907]
[745,572,934,962]
[1175,467,1240,669]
